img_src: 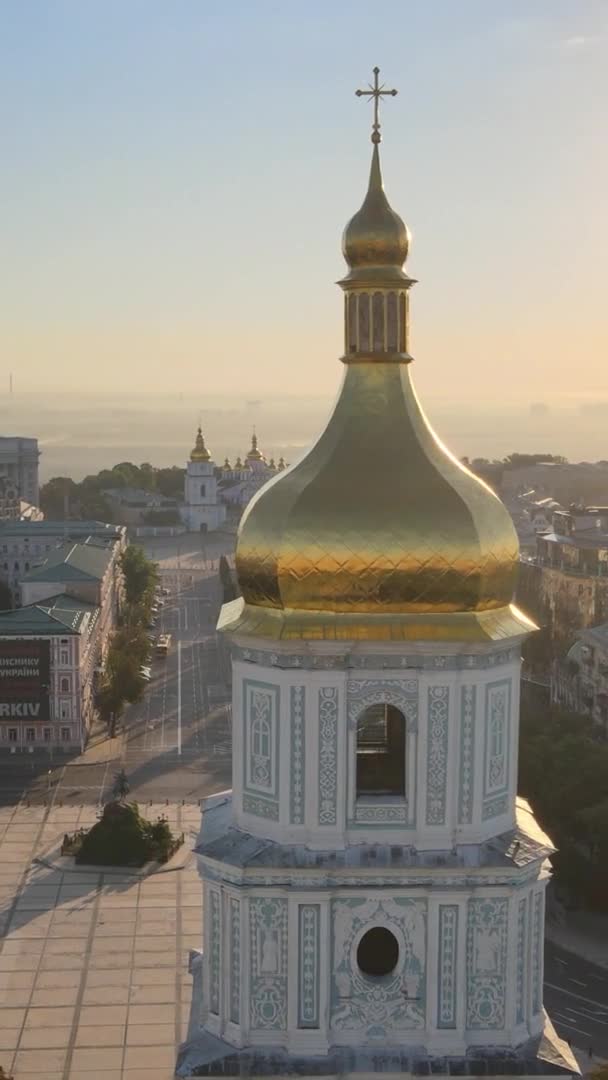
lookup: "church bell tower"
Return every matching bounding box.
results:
[181,70,577,1080]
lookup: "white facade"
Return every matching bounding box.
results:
[193,635,556,1066]
[179,430,227,533]
[181,458,226,532]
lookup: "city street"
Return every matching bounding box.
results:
[545,942,608,1058]
[0,531,235,808]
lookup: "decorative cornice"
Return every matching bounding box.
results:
[233,644,520,672]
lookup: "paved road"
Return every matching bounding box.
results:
[545,941,608,1057]
[0,541,233,808]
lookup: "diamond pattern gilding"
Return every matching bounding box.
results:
[235,364,520,623]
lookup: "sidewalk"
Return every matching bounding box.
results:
[0,799,201,1080]
[70,714,125,766]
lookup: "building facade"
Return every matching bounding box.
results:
[552,622,608,731]
[182,80,575,1079]
[0,520,126,604]
[218,436,284,514]
[0,436,39,506]
[180,428,226,533]
[0,593,101,750]
[20,538,124,656]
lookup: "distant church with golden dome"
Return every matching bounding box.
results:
[180,70,576,1080]
[180,428,286,531]
[180,427,226,532]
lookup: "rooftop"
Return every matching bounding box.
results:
[196,797,553,880]
[0,519,124,538]
[20,540,114,584]
[0,593,100,636]
[541,530,608,550]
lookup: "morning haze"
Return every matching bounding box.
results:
[2,0,607,412]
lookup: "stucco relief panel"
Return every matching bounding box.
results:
[330,897,426,1036]
[249,897,288,1031]
[243,678,280,821]
[466,897,508,1030]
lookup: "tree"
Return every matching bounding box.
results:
[219,554,238,602]
[155,466,186,498]
[39,477,79,519]
[120,545,157,607]
[138,463,157,492]
[97,678,126,738]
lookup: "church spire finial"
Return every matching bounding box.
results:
[355,66,397,145]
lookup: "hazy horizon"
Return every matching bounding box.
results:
[4,390,608,484]
[1,1,607,406]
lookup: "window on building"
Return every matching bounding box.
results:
[26,728,36,742]
[8,728,18,742]
[356,704,406,798]
[61,727,71,742]
[200,484,206,497]
[357,927,399,978]
[24,562,29,572]
[60,702,71,720]
[60,650,69,666]
[13,561,19,570]
[60,677,70,693]
[43,728,51,742]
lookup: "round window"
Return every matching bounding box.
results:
[357,926,399,977]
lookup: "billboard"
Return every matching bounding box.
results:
[0,639,51,722]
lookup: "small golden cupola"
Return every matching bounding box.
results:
[221,70,530,643]
[190,426,211,462]
[246,431,264,463]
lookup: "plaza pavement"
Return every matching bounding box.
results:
[0,799,202,1080]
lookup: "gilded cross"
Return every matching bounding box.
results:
[355,66,397,143]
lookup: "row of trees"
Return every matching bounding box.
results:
[40,462,186,521]
[97,546,159,737]
[519,689,608,910]
[219,554,239,603]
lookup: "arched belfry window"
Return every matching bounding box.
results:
[200,483,206,498]
[356,703,406,797]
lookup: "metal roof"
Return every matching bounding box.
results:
[20,541,113,583]
[0,593,100,636]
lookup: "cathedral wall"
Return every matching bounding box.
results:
[199,875,547,1054]
[231,647,522,850]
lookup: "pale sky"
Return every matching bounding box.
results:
[1,1,607,406]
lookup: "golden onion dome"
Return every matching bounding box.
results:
[246,432,264,462]
[220,85,530,644]
[235,456,243,469]
[222,457,232,471]
[190,427,211,462]
[341,144,411,286]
